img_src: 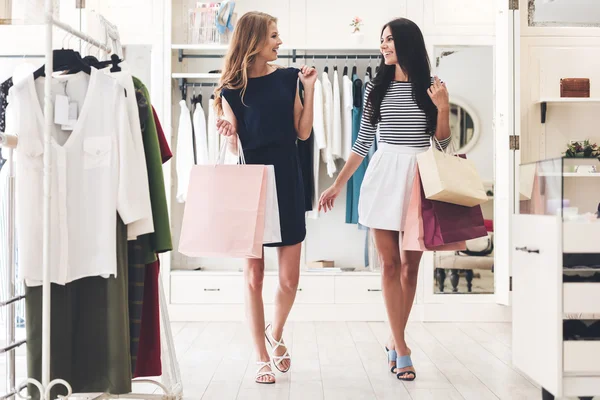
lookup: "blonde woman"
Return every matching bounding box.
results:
[319,18,451,381]
[214,11,317,384]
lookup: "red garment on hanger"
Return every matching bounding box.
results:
[134,119,172,378]
[153,106,173,163]
[134,260,161,378]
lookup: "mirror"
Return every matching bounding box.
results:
[432,45,494,295]
[449,98,479,154]
[529,0,600,27]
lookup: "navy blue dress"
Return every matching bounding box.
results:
[222,67,306,247]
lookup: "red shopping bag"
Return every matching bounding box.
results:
[421,171,488,248]
[402,168,467,252]
[178,164,268,259]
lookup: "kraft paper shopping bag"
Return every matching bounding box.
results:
[417,138,488,207]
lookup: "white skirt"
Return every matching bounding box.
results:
[358,144,426,232]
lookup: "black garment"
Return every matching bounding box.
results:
[26,217,132,399]
[0,78,13,171]
[297,84,314,212]
[222,68,306,247]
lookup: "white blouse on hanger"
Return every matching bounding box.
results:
[176,100,195,203]
[193,103,209,165]
[12,68,147,286]
[105,64,154,239]
[331,69,342,160]
[321,71,336,177]
[307,77,326,219]
[207,97,220,163]
[342,72,353,161]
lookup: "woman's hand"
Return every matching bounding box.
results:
[298,65,318,88]
[216,118,236,137]
[318,183,342,212]
[428,76,449,110]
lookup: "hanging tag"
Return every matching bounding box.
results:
[61,102,78,131]
[54,95,70,125]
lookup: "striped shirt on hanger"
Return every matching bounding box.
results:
[352,80,451,157]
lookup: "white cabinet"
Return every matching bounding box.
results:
[304,0,407,49]
[512,165,600,398]
[334,275,383,304]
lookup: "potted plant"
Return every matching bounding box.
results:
[564,140,599,158]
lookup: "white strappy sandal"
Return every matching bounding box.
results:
[265,324,291,373]
[255,361,276,384]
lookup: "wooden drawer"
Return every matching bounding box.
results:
[335,276,383,304]
[171,275,244,304]
[564,283,600,315]
[564,341,600,374]
[263,275,335,304]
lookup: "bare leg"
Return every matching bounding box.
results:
[372,229,407,375]
[245,254,274,383]
[270,243,302,372]
[396,249,422,379]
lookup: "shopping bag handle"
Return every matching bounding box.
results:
[429,135,457,156]
[217,133,246,166]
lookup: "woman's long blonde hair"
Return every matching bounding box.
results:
[214,11,277,116]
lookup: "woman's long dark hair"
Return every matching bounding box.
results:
[367,18,437,135]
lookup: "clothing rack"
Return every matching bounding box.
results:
[0,5,182,399]
[178,79,217,101]
[177,48,381,63]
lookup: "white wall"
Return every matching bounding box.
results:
[434,45,494,183]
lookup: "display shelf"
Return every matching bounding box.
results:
[535,97,600,123]
[563,221,600,253]
[563,282,600,314]
[171,73,221,79]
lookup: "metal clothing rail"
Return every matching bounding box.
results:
[177,79,217,100]
[0,7,183,399]
[177,48,381,62]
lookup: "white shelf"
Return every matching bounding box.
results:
[563,221,600,253]
[537,172,600,177]
[172,44,229,50]
[172,73,221,79]
[171,44,381,51]
[537,97,600,104]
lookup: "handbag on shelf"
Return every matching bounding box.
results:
[560,78,590,98]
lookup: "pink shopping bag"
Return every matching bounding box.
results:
[402,167,467,252]
[178,164,268,259]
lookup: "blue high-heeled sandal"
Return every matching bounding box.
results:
[396,355,416,381]
[385,347,397,373]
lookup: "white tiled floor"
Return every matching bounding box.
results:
[3,321,598,399]
[171,322,544,400]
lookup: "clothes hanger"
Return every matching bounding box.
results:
[34,35,90,78]
[366,56,372,79]
[375,55,381,76]
[333,56,338,72]
[343,56,348,76]
[210,83,215,100]
[324,55,329,74]
[351,55,357,76]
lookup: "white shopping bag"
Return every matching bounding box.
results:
[263,165,282,244]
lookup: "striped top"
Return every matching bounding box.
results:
[352,80,451,157]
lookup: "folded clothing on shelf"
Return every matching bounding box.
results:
[564,253,600,268]
[564,320,600,341]
[563,270,600,282]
